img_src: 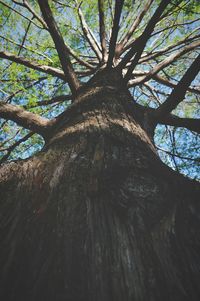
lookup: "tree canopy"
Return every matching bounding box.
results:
[0,0,199,178]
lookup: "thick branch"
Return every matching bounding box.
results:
[38,0,80,94]
[158,114,200,134]
[0,102,52,136]
[0,51,65,79]
[98,0,107,64]
[107,0,124,68]
[155,54,200,117]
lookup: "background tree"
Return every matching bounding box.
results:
[0,1,200,300]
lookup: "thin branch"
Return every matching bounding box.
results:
[128,40,200,86]
[37,0,81,94]
[153,74,200,96]
[65,45,95,70]
[151,18,200,40]
[107,0,124,68]
[156,145,200,162]
[23,94,72,109]
[0,51,65,80]
[155,53,200,118]
[0,101,52,136]
[75,0,102,61]
[3,77,47,104]
[0,132,34,164]
[140,34,200,64]
[0,129,20,148]
[118,0,171,76]
[119,0,154,48]
[0,0,44,29]
[12,0,48,29]
[98,0,107,64]
[0,35,53,62]
[17,16,32,56]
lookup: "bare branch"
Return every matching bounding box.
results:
[107,0,124,68]
[76,1,102,61]
[158,114,200,134]
[0,51,65,80]
[37,0,81,94]
[0,101,52,136]
[98,0,107,64]
[155,54,200,117]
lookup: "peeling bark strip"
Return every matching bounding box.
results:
[0,86,200,301]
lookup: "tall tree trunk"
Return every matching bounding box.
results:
[0,85,200,301]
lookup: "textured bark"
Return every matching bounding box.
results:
[0,83,200,301]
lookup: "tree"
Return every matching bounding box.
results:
[0,0,200,300]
